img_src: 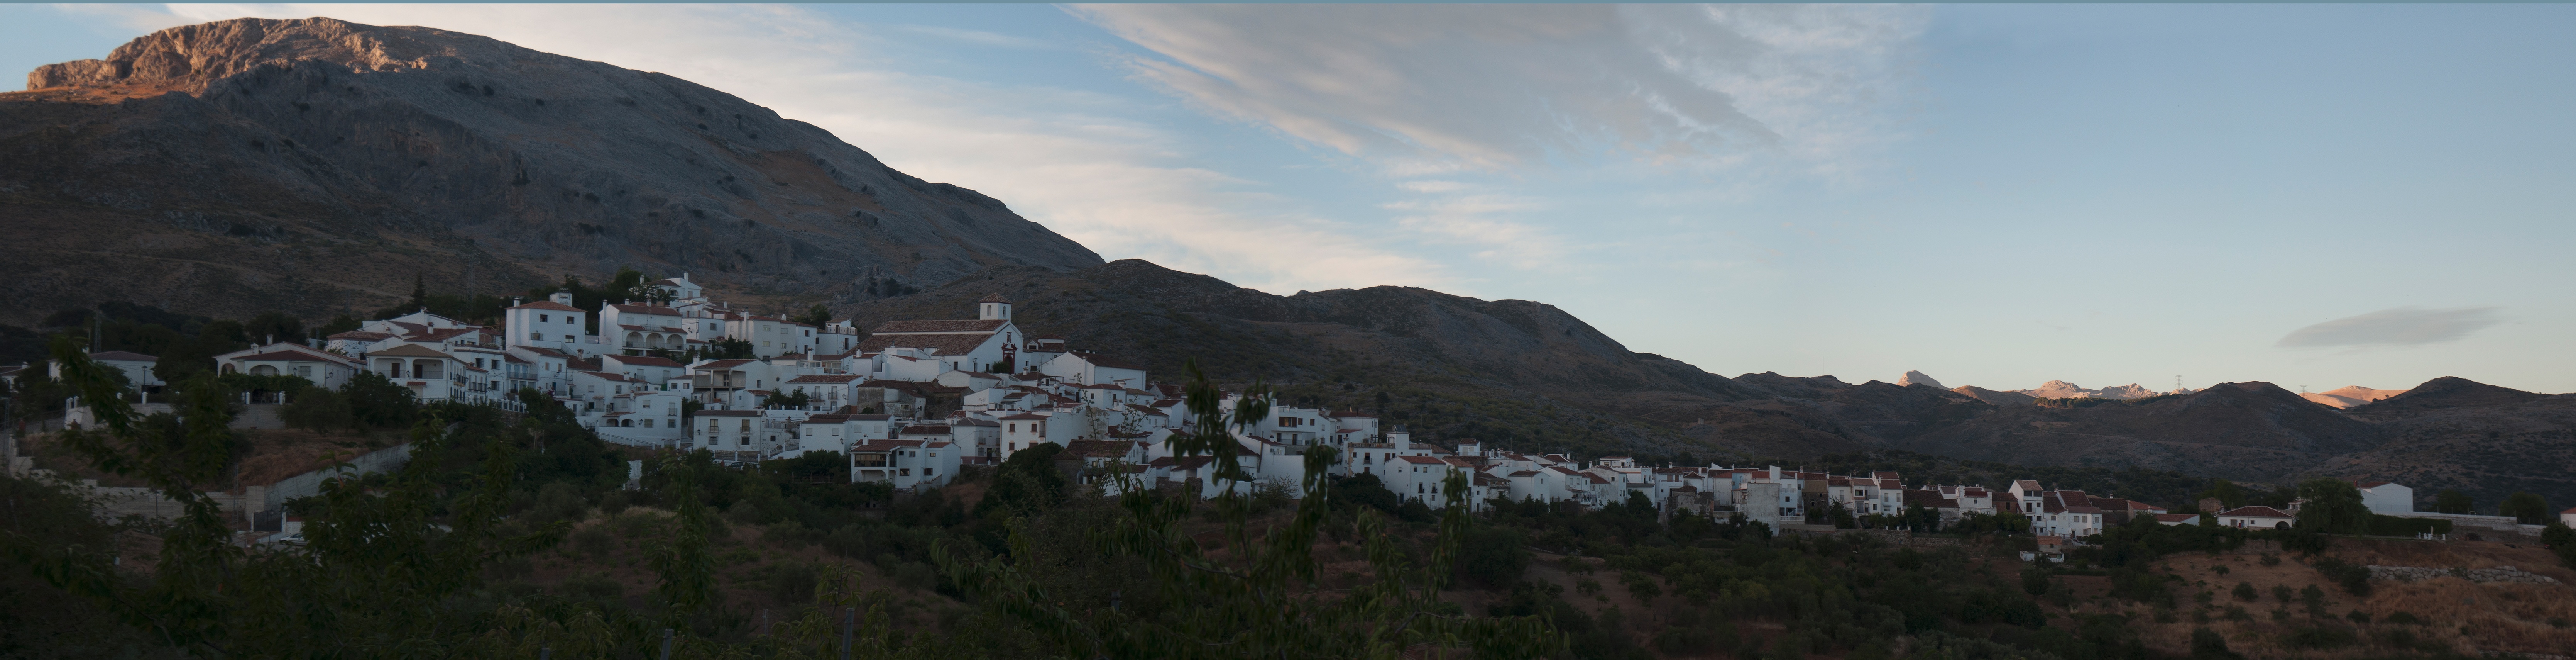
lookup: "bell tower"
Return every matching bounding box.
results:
[977,293,1012,321]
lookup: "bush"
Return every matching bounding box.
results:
[2285,626,2356,649]
[2382,611,2423,625]
[2189,627,2240,660]
[570,524,613,558]
[2309,557,2372,596]
[1455,526,1529,587]
[279,386,353,433]
[2022,567,2053,596]
[2231,581,2257,601]
[770,561,817,604]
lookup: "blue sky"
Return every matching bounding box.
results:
[8,4,2573,394]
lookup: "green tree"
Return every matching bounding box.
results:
[761,390,814,409]
[792,303,834,328]
[2433,489,2475,514]
[2499,492,2553,525]
[936,358,1560,659]
[2292,478,2370,534]
[2198,480,2252,509]
[342,370,419,428]
[708,338,758,360]
[243,311,306,344]
[314,314,362,338]
[408,274,428,312]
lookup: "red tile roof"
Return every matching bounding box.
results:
[511,301,585,312]
[873,319,1008,334]
[2219,506,2294,519]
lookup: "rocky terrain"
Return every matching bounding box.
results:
[0,17,1099,326]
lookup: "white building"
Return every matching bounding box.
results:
[2216,506,2296,530]
[2356,481,2415,515]
[215,343,364,390]
[504,293,599,358]
[851,439,958,490]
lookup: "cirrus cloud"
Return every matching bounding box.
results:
[1071,3,1927,176]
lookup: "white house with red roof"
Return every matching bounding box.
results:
[603,302,691,355]
[2216,506,2297,530]
[857,295,1020,373]
[504,292,598,358]
[602,354,686,387]
[215,343,363,390]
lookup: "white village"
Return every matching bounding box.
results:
[24,275,2557,551]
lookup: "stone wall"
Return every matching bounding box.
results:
[2366,565,2561,585]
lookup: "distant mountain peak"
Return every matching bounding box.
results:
[1896,370,1945,389]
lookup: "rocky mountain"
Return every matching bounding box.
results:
[0,17,1099,326]
[2016,380,2159,400]
[2318,379,2576,511]
[2299,385,2411,409]
[1894,370,1945,389]
[1951,385,2036,406]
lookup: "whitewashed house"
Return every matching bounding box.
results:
[216,343,364,390]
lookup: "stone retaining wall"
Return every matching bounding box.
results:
[2366,565,2561,585]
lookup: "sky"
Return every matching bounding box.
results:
[6,3,2573,394]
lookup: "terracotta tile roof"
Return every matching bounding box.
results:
[327,331,394,341]
[999,412,1048,421]
[695,359,754,369]
[696,409,761,417]
[576,371,647,383]
[857,334,993,355]
[1064,439,1137,458]
[611,304,680,314]
[511,301,585,312]
[1399,455,1446,465]
[787,374,864,383]
[609,355,684,368]
[368,344,457,359]
[804,414,851,424]
[2219,506,2294,519]
[902,425,953,436]
[873,319,1008,334]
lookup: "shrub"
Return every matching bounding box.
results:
[599,490,631,517]
[2285,626,2356,649]
[2309,557,2372,596]
[570,524,614,558]
[2022,567,2053,596]
[2232,581,2257,601]
[279,386,353,433]
[2345,610,2370,624]
[2381,611,2423,626]
[2259,553,2280,566]
[770,561,817,604]
[2189,627,2240,660]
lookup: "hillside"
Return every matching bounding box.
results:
[0,17,1100,326]
[2319,378,2576,508]
[840,260,1811,458]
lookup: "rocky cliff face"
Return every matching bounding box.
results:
[0,17,1099,324]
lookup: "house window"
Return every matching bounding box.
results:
[924,468,935,476]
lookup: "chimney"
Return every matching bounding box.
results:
[550,290,574,306]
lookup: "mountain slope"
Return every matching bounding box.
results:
[0,17,1099,325]
[2318,378,2576,509]
[841,260,1794,456]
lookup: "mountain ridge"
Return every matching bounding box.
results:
[0,16,1099,326]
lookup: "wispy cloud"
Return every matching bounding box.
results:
[900,24,1053,50]
[2276,306,2504,348]
[120,3,1453,294]
[1071,4,1926,176]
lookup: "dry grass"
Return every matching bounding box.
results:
[2128,538,2576,657]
